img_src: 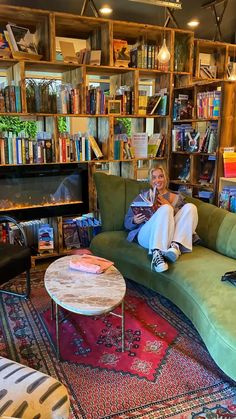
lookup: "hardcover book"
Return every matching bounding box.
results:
[131,188,158,220]
[131,201,155,220]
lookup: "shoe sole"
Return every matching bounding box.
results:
[165,250,179,263]
[152,263,169,273]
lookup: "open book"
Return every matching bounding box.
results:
[130,188,157,220]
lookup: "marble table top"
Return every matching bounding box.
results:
[44,255,126,316]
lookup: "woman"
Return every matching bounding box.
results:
[124,165,198,273]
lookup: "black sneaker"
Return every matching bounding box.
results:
[151,249,168,273]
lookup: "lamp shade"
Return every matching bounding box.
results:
[157,38,170,64]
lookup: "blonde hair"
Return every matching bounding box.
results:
[149,165,169,189]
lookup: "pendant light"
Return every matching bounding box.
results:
[157,8,170,65]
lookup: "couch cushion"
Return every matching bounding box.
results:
[91,231,236,380]
[94,172,149,232]
[186,195,236,259]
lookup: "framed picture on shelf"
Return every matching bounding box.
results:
[6,23,38,55]
[108,100,121,115]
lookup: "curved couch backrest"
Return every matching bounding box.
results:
[94,172,149,231]
[94,172,236,259]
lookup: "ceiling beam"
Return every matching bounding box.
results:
[164,7,179,28]
[201,0,226,8]
[202,0,229,41]
[80,0,100,17]
[128,0,182,9]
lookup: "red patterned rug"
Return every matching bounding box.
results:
[0,270,236,419]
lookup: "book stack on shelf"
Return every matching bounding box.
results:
[57,84,82,114]
[196,90,221,118]
[172,122,217,153]
[26,80,83,114]
[173,94,194,121]
[114,134,132,160]
[223,150,236,178]
[58,133,103,163]
[86,86,106,115]
[0,84,22,113]
[139,92,168,116]
[64,213,101,248]
[198,122,218,153]
[219,186,236,212]
[198,155,216,185]
[148,133,166,158]
[0,131,53,165]
[130,41,159,69]
[177,158,191,182]
[172,124,197,152]
[0,218,48,251]
[115,87,134,115]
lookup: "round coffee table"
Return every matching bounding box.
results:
[44,255,126,359]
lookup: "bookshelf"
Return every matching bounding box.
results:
[0,4,235,260]
[0,5,194,261]
[170,80,236,204]
[194,39,236,82]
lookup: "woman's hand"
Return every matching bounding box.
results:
[157,194,172,207]
[133,213,146,224]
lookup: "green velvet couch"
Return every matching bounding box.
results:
[90,172,236,382]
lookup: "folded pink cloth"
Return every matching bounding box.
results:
[69,255,114,274]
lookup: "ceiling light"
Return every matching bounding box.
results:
[99,5,113,15]
[157,37,171,64]
[129,0,182,9]
[187,19,200,28]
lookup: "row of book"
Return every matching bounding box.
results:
[139,92,168,116]
[58,133,103,163]
[0,131,53,165]
[0,84,22,113]
[177,184,214,203]
[175,155,215,184]
[197,90,221,119]
[57,84,82,114]
[115,89,134,115]
[173,95,194,121]
[113,38,169,71]
[0,218,49,252]
[26,80,83,114]
[63,214,102,249]
[130,43,164,70]
[172,122,218,153]
[114,132,166,160]
[86,86,107,115]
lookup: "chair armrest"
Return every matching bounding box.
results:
[0,215,28,246]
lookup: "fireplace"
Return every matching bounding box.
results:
[0,163,89,220]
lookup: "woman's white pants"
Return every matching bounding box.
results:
[137,203,198,254]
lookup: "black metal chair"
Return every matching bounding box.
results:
[0,215,31,299]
